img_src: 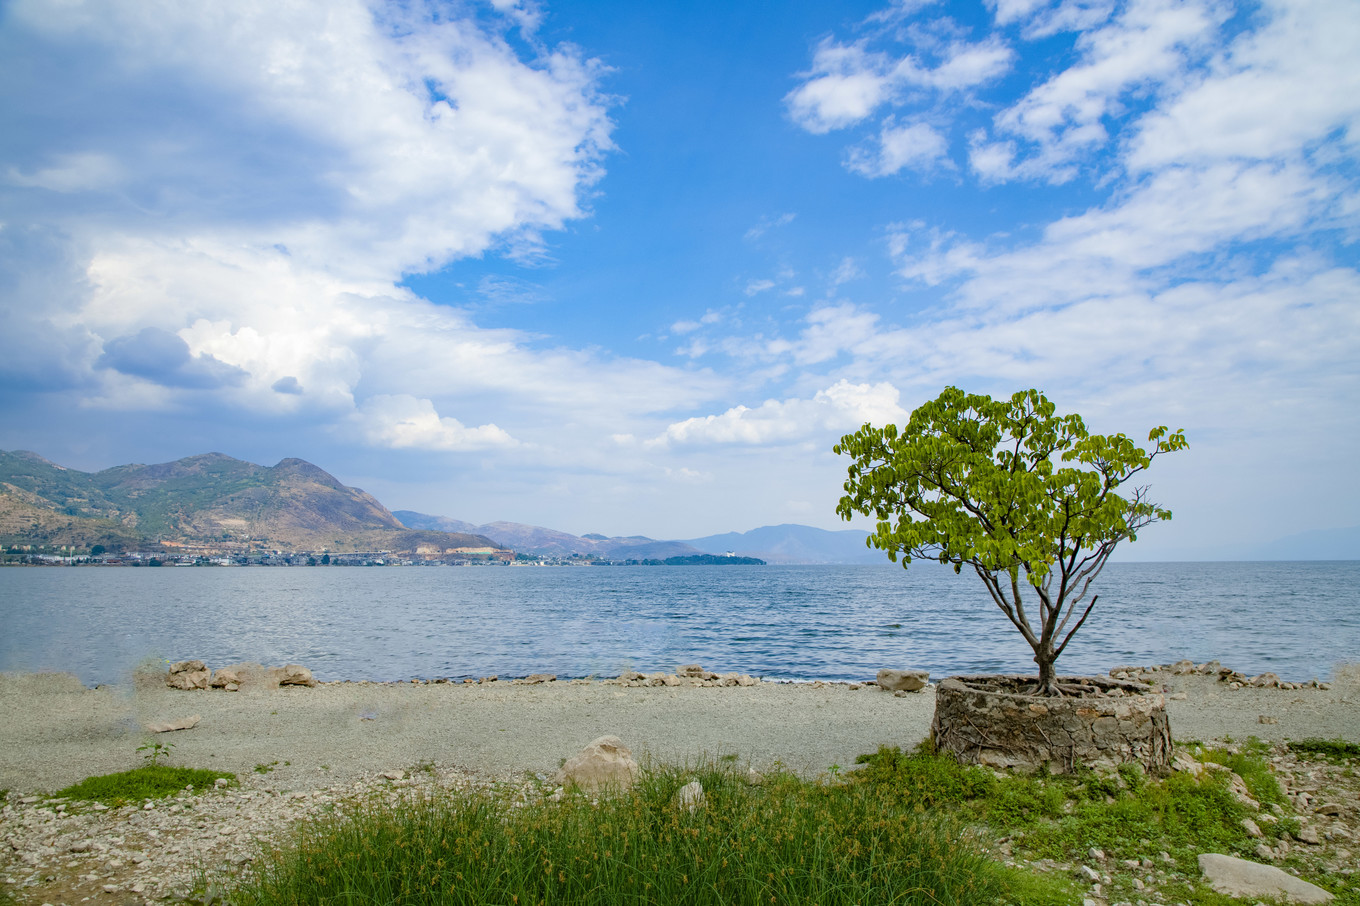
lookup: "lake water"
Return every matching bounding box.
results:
[1,561,1356,687]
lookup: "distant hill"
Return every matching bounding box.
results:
[394,511,702,559]
[684,523,880,564]
[0,450,504,555]
[1246,525,1360,560]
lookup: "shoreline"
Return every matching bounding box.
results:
[2,662,1358,796]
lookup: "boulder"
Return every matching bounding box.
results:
[277,664,317,687]
[513,673,556,685]
[876,668,929,692]
[1197,853,1334,903]
[557,735,639,793]
[166,661,209,690]
[210,667,242,688]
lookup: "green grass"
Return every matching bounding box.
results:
[232,762,1075,906]
[848,742,1360,905]
[54,763,236,806]
[1288,738,1360,760]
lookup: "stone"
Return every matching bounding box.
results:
[165,661,209,691]
[278,664,317,687]
[1296,825,1321,845]
[1259,715,1279,724]
[210,667,241,688]
[379,771,406,781]
[514,673,556,685]
[556,735,639,793]
[144,715,201,733]
[1250,672,1282,688]
[676,664,706,677]
[1197,853,1334,903]
[1241,818,1264,838]
[675,780,705,813]
[1314,803,1344,816]
[876,668,929,692]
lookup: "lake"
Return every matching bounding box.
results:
[1,561,1356,687]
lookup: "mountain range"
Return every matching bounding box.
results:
[0,450,503,555]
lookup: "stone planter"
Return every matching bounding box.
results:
[931,674,1170,773]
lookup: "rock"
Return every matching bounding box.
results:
[1241,817,1264,838]
[379,771,406,781]
[1296,825,1321,845]
[876,668,929,692]
[165,661,209,691]
[1171,658,1196,675]
[676,664,706,678]
[556,735,639,793]
[1250,672,1282,688]
[1259,715,1279,724]
[278,664,317,687]
[1314,803,1344,816]
[1198,853,1334,903]
[144,715,201,733]
[675,780,705,813]
[514,673,556,685]
[210,667,241,688]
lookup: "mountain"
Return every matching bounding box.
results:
[394,511,702,559]
[1246,525,1360,561]
[684,523,880,564]
[0,450,504,555]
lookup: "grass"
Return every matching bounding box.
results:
[1288,738,1360,760]
[232,761,1076,906]
[54,763,236,806]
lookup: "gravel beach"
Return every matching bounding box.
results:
[3,666,1358,795]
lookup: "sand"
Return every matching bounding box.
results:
[2,670,1358,794]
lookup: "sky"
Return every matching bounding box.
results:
[0,0,1357,560]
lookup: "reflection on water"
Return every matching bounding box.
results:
[1,561,1356,686]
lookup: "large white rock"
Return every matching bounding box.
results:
[876,668,929,692]
[557,736,639,793]
[1198,853,1334,904]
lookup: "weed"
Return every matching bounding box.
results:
[56,764,236,806]
[254,761,280,774]
[137,740,175,766]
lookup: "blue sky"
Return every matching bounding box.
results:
[1,0,1357,559]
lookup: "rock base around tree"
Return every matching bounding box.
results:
[931,674,1171,774]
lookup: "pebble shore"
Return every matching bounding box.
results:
[2,661,1358,905]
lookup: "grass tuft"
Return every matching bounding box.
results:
[1288,738,1360,760]
[233,761,1075,906]
[55,764,236,806]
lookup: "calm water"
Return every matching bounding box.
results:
[1,562,1356,687]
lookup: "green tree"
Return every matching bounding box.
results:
[834,387,1187,695]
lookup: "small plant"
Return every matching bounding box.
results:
[254,761,280,774]
[137,740,175,766]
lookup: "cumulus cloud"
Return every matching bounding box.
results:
[652,380,909,447]
[96,328,248,390]
[786,34,1012,135]
[351,395,517,452]
[847,121,950,176]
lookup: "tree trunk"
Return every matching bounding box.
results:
[1035,648,1059,696]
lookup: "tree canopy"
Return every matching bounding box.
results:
[834,387,1187,695]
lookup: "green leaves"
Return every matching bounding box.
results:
[834,386,1187,687]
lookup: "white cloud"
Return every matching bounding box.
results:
[785,42,898,133]
[652,380,909,447]
[786,34,1013,135]
[745,279,777,296]
[3,0,613,281]
[1128,0,1360,170]
[847,121,950,176]
[352,395,516,451]
[977,0,1224,182]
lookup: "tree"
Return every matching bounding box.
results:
[834,387,1187,696]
